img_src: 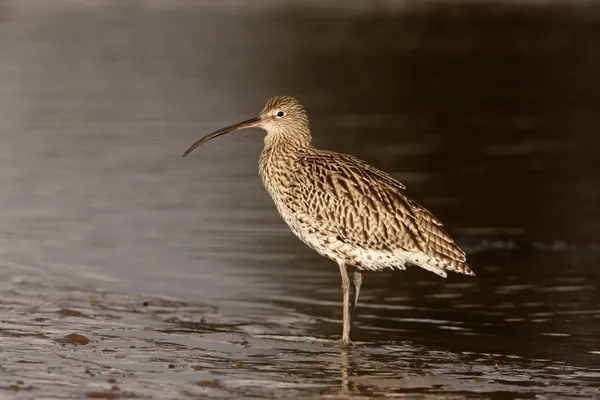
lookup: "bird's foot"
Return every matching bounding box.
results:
[327,338,357,349]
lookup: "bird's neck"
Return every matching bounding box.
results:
[262,130,312,156]
[259,131,313,185]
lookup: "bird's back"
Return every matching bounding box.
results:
[260,145,473,277]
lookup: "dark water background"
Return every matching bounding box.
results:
[0,1,599,398]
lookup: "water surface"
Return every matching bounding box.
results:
[0,1,599,398]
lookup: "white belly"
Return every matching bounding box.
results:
[271,200,446,276]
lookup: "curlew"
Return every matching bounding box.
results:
[183,96,474,348]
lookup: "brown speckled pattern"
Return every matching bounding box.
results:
[256,96,474,277]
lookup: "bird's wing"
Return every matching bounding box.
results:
[291,151,471,274]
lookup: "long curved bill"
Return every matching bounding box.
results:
[182,116,262,157]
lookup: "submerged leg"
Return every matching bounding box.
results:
[349,271,363,339]
[338,262,351,348]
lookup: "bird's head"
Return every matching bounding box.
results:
[183,96,310,157]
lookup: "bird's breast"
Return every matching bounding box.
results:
[259,147,301,198]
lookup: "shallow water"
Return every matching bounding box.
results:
[0,1,599,398]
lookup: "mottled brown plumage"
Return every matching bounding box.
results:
[183,95,474,348]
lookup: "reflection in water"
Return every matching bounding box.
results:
[0,1,599,398]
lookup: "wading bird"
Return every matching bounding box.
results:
[183,96,474,348]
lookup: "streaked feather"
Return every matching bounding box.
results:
[257,96,474,277]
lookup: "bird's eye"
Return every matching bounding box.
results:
[276,111,285,117]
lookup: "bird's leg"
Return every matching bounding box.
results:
[338,262,352,348]
[349,271,363,340]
